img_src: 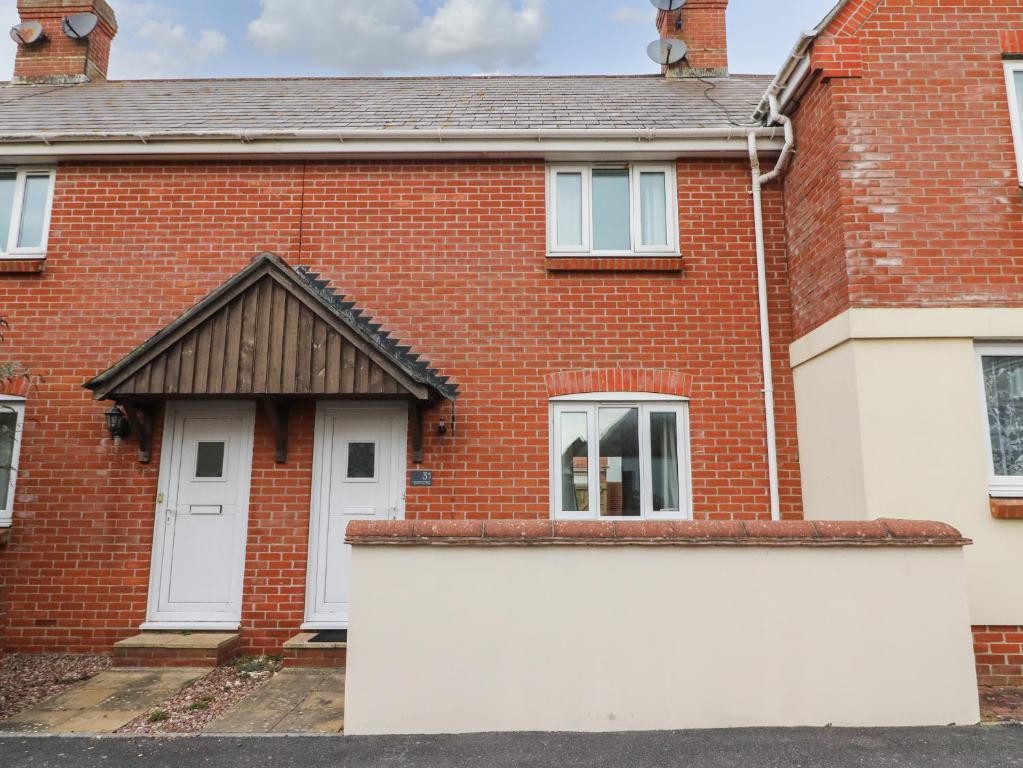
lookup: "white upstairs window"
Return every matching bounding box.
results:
[978,344,1023,497]
[0,396,25,527]
[1004,62,1023,183]
[548,164,679,256]
[0,169,55,259]
[550,395,691,520]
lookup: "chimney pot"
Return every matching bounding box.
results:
[12,0,118,84]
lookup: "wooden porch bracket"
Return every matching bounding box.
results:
[121,401,155,464]
[410,401,425,464]
[262,399,291,464]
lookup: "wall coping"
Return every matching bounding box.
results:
[346,519,970,548]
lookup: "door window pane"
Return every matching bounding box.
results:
[347,442,376,479]
[983,355,1023,476]
[591,169,631,251]
[17,175,50,249]
[0,174,15,252]
[559,412,589,512]
[555,172,583,248]
[0,410,18,510]
[650,412,681,512]
[599,407,640,517]
[639,171,668,247]
[195,441,226,479]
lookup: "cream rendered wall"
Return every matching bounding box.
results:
[344,546,978,735]
[792,341,868,520]
[793,315,1023,625]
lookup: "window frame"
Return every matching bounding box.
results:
[547,163,679,257]
[0,395,25,527]
[0,168,56,259]
[1003,62,1023,184]
[549,394,692,521]
[976,343,1023,498]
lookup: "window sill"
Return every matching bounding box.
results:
[545,256,684,273]
[0,258,45,274]
[990,497,1023,519]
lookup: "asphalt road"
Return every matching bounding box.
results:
[2,727,1022,768]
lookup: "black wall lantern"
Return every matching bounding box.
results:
[105,405,130,438]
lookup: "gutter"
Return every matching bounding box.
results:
[0,126,785,161]
[0,126,784,144]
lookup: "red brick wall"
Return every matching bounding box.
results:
[785,0,1023,338]
[973,625,1023,687]
[0,158,798,653]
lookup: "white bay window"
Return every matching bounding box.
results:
[978,344,1023,497]
[548,164,678,256]
[0,169,55,259]
[551,395,691,519]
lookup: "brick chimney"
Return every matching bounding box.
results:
[12,0,117,84]
[657,0,728,78]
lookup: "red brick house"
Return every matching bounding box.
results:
[0,0,1019,689]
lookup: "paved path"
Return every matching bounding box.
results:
[0,669,206,734]
[205,668,345,734]
[1,726,1023,767]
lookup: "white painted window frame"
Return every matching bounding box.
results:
[976,343,1023,497]
[1003,62,1023,184]
[0,395,26,527]
[0,167,56,259]
[549,394,692,520]
[547,163,679,257]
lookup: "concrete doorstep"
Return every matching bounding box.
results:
[0,668,206,734]
[205,668,346,734]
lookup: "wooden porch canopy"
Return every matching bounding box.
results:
[85,253,457,461]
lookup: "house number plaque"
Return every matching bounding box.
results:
[410,471,433,487]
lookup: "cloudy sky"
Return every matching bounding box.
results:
[1,0,838,80]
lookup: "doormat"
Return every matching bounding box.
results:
[309,630,347,644]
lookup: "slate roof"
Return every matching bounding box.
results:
[0,74,771,139]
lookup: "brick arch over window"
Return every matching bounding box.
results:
[544,369,691,399]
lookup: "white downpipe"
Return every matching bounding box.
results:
[748,93,794,521]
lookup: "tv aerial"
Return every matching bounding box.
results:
[62,12,98,40]
[646,38,688,66]
[10,21,44,46]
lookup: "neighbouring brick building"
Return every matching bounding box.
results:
[0,0,1019,690]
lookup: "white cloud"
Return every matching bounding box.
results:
[612,5,654,26]
[247,0,546,75]
[108,2,228,79]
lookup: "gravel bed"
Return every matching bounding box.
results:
[0,653,111,720]
[980,686,1023,723]
[117,656,283,735]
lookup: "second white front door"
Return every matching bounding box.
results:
[146,402,255,629]
[305,403,407,628]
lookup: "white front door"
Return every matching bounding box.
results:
[145,402,255,629]
[305,403,406,628]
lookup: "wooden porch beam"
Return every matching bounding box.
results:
[120,401,155,464]
[409,401,425,465]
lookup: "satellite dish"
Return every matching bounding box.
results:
[650,0,687,10]
[646,38,688,66]
[62,12,98,39]
[10,21,45,46]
